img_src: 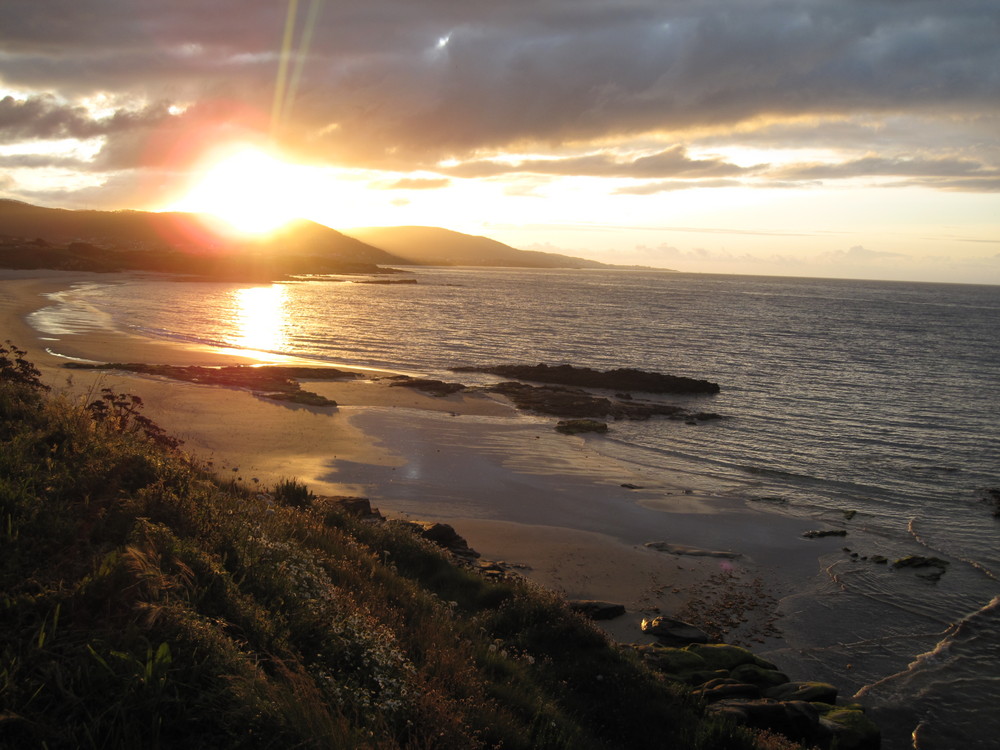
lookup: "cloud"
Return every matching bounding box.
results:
[0,1,997,175]
[446,146,751,179]
[819,245,905,261]
[383,177,450,190]
[613,179,744,195]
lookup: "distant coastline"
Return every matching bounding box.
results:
[0,199,676,281]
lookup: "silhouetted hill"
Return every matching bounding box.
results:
[0,200,402,265]
[345,226,616,269]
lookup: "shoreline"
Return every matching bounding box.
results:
[1,270,830,650]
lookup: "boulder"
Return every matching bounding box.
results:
[630,644,707,674]
[568,600,626,620]
[683,643,777,671]
[803,529,848,539]
[641,616,710,645]
[387,376,466,396]
[816,706,881,750]
[764,681,838,704]
[708,699,822,746]
[728,663,790,689]
[326,496,381,519]
[693,678,762,703]
[398,521,480,559]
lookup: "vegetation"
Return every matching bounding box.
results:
[1,345,780,749]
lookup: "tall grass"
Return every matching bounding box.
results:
[0,347,773,749]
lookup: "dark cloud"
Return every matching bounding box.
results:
[446,146,750,179]
[0,0,998,187]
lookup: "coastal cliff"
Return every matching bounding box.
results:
[0,346,878,749]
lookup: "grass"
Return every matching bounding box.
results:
[0,344,783,749]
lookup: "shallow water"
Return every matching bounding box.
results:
[30,268,1000,749]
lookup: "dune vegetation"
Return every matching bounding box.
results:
[0,342,790,749]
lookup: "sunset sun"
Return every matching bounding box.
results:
[171,147,309,234]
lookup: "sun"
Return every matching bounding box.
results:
[170,146,308,234]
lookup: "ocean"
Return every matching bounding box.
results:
[29,268,1000,749]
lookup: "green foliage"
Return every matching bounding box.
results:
[0,353,771,750]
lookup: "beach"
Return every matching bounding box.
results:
[2,270,842,650]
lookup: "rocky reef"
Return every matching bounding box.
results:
[630,642,881,750]
[453,362,721,394]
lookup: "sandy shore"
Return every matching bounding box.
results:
[1,270,836,647]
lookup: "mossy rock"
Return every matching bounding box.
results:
[819,707,881,750]
[680,669,731,686]
[683,643,777,671]
[729,663,790,688]
[767,681,838,703]
[640,645,708,673]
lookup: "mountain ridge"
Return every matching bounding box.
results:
[0,200,670,276]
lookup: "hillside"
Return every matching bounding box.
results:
[0,346,780,750]
[345,226,616,269]
[0,200,405,279]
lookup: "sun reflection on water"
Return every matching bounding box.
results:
[230,285,289,357]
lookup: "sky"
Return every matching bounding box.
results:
[1,0,999,283]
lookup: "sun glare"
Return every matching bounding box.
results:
[232,285,288,355]
[173,147,307,234]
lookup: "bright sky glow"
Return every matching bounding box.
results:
[1,1,998,283]
[169,148,320,234]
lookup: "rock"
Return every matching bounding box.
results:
[630,644,707,674]
[325,496,381,518]
[620,483,643,489]
[641,616,710,645]
[644,541,741,559]
[397,521,481,559]
[555,419,609,434]
[870,555,888,564]
[683,643,777,671]
[693,679,762,703]
[729,663,790,689]
[387,376,466,396]
[707,699,822,746]
[978,487,1000,518]
[568,600,626,620]
[892,555,948,569]
[764,681,838,703]
[802,529,848,538]
[452,363,721,394]
[816,706,881,750]
[892,555,949,580]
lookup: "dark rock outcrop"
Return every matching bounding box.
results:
[640,617,710,645]
[629,642,880,750]
[555,419,609,434]
[892,555,949,580]
[802,529,848,539]
[487,381,693,421]
[453,363,720,394]
[568,600,627,620]
[395,520,480,560]
[386,376,466,396]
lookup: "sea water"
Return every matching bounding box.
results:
[29,268,1000,749]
